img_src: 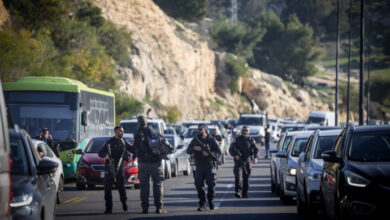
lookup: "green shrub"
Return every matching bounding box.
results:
[226,55,248,93]
[163,105,181,123]
[115,92,144,124]
[153,0,208,22]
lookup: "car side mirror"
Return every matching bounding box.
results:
[277,133,280,137]
[180,135,184,140]
[75,149,83,154]
[269,147,278,153]
[322,150,341,163]
[276,151,287,158]
[81,111,88,126]
[177,145,184,149]
[298,152,305,161]
[37,158,58,175]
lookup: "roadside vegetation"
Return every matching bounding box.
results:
[0,0,144,121]
[156,0,390,120]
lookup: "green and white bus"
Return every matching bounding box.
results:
[3,77,115,179]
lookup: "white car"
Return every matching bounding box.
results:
[32,140,64,204]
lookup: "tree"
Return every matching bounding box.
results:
[281,0,334,39]
[3,0,69,31]
[153,0,208,22]
[210,17,264,60]
[253,13,321,82]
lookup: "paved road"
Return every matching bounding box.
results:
[56,148,303,220]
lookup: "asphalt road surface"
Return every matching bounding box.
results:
[56,147,303,220]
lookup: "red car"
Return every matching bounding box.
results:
[75,136,140,189]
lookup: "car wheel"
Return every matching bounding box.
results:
[87,184,95,189]
[165,164,171,179]
[57,176,64,204]
[275,171,280,196]
[183,160,191,176]
[270,167,276,193]
[76,181,86,190]
[172,162,178,177]
[297,189,307,215]
[279,175,292,203]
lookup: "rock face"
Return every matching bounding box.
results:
[93,0,224,120]
[92,0,330,121]
[0,0,9,27]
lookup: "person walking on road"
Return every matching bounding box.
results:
[186,124,221,211]
[264,126,271,158]
[39,128,60,157]
[98,126,133,214]
[133,115,167,214]
[229,126,259,198]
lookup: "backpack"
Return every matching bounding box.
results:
[147,128,174,159]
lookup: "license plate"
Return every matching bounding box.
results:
[285,175,296,184]
[100,172,105,178]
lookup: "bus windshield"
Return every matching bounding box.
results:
[5,91,78,147]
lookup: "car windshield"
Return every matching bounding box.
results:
[281,126,304,133]
[184,128,198,138]
[10,137,30,175]
[348,133,390,162]
[165,136,175,146]
[237,117,263,126]
[291,137,309,157]
[148,122,159,131]
[314,135,338,159]
[120,122,138,134]
[307,117,325,124]
[281,136,293,151]
[86,138,108,153]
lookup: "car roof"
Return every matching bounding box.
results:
[293,132,313,139]
[281,124,306,127]
[351,125,390,133]
[285,130,311,136]
[120,118,165,123]
[239,114,266,118]
[317,129,342,136]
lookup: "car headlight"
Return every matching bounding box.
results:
[345,171,370,187]
[125,161,138,168]
[308,171,322,181]
[78,159,89,168]
[11,193,33,208]
[287,168,297,176]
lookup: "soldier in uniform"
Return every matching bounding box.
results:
[98,126,133,214]
[186,124,221,211]
[229,125,259,198]
[133,115,167,214]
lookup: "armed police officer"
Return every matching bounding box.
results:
[229,125,259,198]
[133,115,167,214]
[98,126,133,214]
[186,124,221,211]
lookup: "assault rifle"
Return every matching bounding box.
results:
[106,143,127,184]
[194,138,219,162]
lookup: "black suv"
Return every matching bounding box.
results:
[9,127,58,220]
[321,125,390,218]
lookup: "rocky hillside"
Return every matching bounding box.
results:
[0,0,9,27]
[92,0,329,121]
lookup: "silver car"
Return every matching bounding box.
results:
[270,131,303,195]
[296,129,341,214]
[276,131,312,202]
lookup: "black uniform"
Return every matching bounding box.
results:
[186,135,221,207]
[133,126,164,211]
[98,137,133,212]
[229,135,259,197]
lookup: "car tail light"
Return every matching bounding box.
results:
[8,155,12,214]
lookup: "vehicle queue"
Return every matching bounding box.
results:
[1,77,389,219]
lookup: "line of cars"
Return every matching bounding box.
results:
[0,81,62,220]
[269,122,390,218]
